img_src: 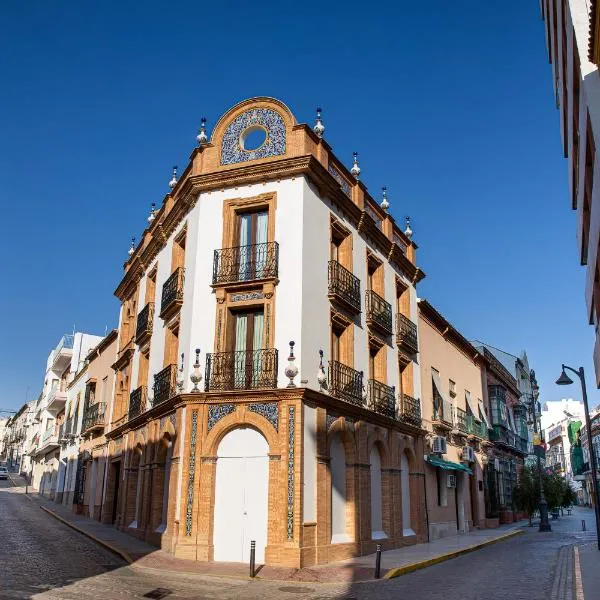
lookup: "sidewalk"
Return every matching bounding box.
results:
[8,473,524,583]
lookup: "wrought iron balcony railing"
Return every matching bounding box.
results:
[328,261,361,313]
[82,402,106,432]
[396,313,418,353]
[205,349,278,391]
[474,419,488,440]
[128,385,147,420]
[368,380,396,419]
[328,360,363,406]
[212,242,279,285]
[399,394,422,427]
[136,302,155,343]
[154,364,178,406]
[366,290,393,334]
[160,267,184,319]
[433,398,453,425]
[455,407,469,434]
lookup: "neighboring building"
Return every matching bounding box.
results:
[3,403,34,473]
[475,346,530,524]
[0,418,8,460]
[73,330,118,520]
[102,97,426,568]
[540,1,600,386]
[576,408,600,505]
[417,300,488,540]
[30,332,103,498]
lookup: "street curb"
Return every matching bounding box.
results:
[384,529,524,579]
[39,505,134,565]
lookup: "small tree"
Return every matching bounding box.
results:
[543,470,566,512]
[561,482,578,508]
[513,465,539,526]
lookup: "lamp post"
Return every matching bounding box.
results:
[556,364,600,550]
[526,371,551,532]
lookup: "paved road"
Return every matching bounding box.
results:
[1,477,594,599]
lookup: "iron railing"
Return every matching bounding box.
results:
[455,407,469,434]
[205,349,278,391]
[474,419,488,440]
[82,402,106,432]
[160,267,184,317]
[212,242,279,284]
[328,360,363,406]
[396,313,418,353]
[399,394,421,426]
[136,302,155,342]
[433,397,453,425]
[328,261,361,313]
[368,380,396,418]
[128,385,147,420]
[366,290,393,334]
[153,365,178,406]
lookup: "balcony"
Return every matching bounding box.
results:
[136,302,155,344]
[473,420,489,440]
[50,334,74,371]
[38,427,60,452]
[366,290,393,335]
[396,314,418,354]
[328,261,361,314]
[368,380,396,419]
[129,386,147,420]
[399,394,422,427]
[159,267,184,320]
[455,407,470,434]
[60,417,74,442]
[205,349,278,392]
[153,364,178,406]
[47,384,67,412]
[433,398,453,427]
[82,402,106,434]
[212,242,279,285]
[328,360,363,407]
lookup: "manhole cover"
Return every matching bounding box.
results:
[143,589,173,599]
[278,587,314,593]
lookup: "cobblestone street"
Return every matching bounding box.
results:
[2,478,597,599]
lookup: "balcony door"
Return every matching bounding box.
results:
[237,211,268,280]
[233,309,264,389]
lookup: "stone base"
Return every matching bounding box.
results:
[485,517,500,528]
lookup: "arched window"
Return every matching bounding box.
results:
[370,445,386,539]
[155,435,173,533]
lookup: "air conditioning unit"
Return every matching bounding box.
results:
[462,446,475,463]
[447,474,457,488]
[432,436,447,455]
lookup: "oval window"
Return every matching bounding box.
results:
[240,125,267,151]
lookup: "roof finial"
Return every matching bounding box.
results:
[405,216,413,238]
[196,117,208,146]
[313,107,325,138]
[147,202,156,224]
[381,186,390,212]
[350,152,361,179]
[128,236,135,257]
[168,165,178,189]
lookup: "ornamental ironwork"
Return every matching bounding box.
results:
[213,242,279,285]
[82,402,106,432]
[328,360,363,406]
[207,404,236,431]
[205,348,278,391]
[396,313,418,353]
[153,364,178,406]
[128,386,147,420]
[160,267,184,317]
[399,394,421,427]
[328,260,361,313]
[249,402,278,431]
[185,411,198,536]
[368,380,395,419]
[366,289,393,334]
[136,302,155,343]
[287,406,295,540]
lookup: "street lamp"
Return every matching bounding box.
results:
[525,371,551,532]
[556,364,600,550]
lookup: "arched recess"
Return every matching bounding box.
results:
[127,444,144,529]
[330,432,351,543]
[401,451,414,536]
[153,433,173,533]
[213,427,269,563]
[370,444,386,539]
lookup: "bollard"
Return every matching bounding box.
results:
[25,484,28,495]
[374,544,382,579]
[249,540,256,578]
[582,519,587,531]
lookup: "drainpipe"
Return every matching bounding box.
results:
[423,464,430,542]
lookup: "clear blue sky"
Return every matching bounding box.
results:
[0,1,595,412]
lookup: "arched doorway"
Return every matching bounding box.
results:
[401,452,414,536]
[213,427,269,563]
[330,433,350,543]
[370,446,386,539]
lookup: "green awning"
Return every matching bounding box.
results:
[426,455,473,475]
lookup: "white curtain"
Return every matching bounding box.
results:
[234,315,247,387]
[238,214,251,280]
[252,312,264,385]
[255,212,268,277]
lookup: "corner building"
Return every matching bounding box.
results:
[104,97,426,567]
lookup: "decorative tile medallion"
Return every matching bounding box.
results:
[328,163,352,197]
[231,292,264,302]
[185,410,198,536]
[207,404,236,431]
[249,402,278,431]
[169,413,176,429]
[221,108,286,165]
[287,406,295,540]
